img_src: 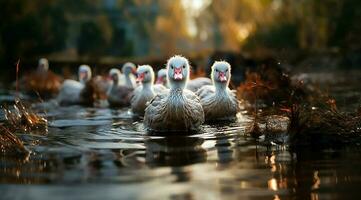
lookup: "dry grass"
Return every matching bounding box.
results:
[0,60,47,155]
[0,125,28,154]
[0,98,47,155]
[238,66,361,146]
[2,99,47,133]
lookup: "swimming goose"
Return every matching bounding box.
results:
[196,61,240,122]
[107,68,133,107]
[22,58,62,99]
[131,65,166,116]
[56,65,92,105]
[144,55,204,133]
[155,68,167,86]
[119,62,137,89]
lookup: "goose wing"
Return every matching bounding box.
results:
[195,85,215,99]
[187,77,212,92]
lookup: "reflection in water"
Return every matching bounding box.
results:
[215,133,234,166]
[145,136,206,167]
[0,147,82,184]
[268,178,278,191]
[312,171,321,190]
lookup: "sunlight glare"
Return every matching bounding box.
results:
[268,178,278,191]
[181,0,212,37]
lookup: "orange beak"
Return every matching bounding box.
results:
[108,74,115,81]
[173,68,183,80]
[131,68,137,75]
[136,73,145,83]
[156,76,164,84]
[79,71,87,81]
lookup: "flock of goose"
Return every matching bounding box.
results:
[25,55,241,133]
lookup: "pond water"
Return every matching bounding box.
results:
[0,71,360,200]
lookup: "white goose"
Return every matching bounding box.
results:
[144,55,204,133]
[56,65,92,105]
[155,68,167,86]
[119,62,137,88]
[107,68,133,107]
[131,65,166,116]
[37,58,49,73]
[196,61,240,121]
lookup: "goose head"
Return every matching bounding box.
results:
[136,65,154,85]
[122,62,137,76]
[211,61,231,89]
[78,64,92,84]
[109,68,121,85]
[156,69,167,85]
[37,58,49,73]
[167,55,190,90]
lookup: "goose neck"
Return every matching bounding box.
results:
[215,82,228,94]
[142,82,154,92]
[125,74,134,88]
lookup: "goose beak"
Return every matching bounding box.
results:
[218,72,227,82]
[79,71,87,81]
[136,73,145,83]
[107,75,113,81]
[131,68,137,75]
[173,68,183,80]
[156,77,164,84]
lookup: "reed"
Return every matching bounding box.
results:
[0,125,28,154]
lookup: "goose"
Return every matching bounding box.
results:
[155,68,167,86]
[56,65,92,105]
[37,58,49,73]
[131,65,166,116]
[107,68,133,107]
[156,68,212,92]
[196,61,240,122]
[22,58,62,98]
[144,55,204,133]
[118,62,137,88]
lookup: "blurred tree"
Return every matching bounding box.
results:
[152,0,190,55]
[77,21,106,56]
[119,0,158,56]
[0,0,68,63]
[241,0,361,53]
[330,0,361,51]
[0,0,360,74]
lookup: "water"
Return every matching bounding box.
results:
[1,72,361,200]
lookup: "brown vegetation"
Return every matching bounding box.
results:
[238,65,361,146]
[2,100,47,133]
[0,125,28,155]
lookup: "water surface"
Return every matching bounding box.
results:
[1,71,361,200]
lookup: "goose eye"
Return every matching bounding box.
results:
[171,65,174,69]
[182,65,185,69]
[215,69,219,72]
[145,71,148,74]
